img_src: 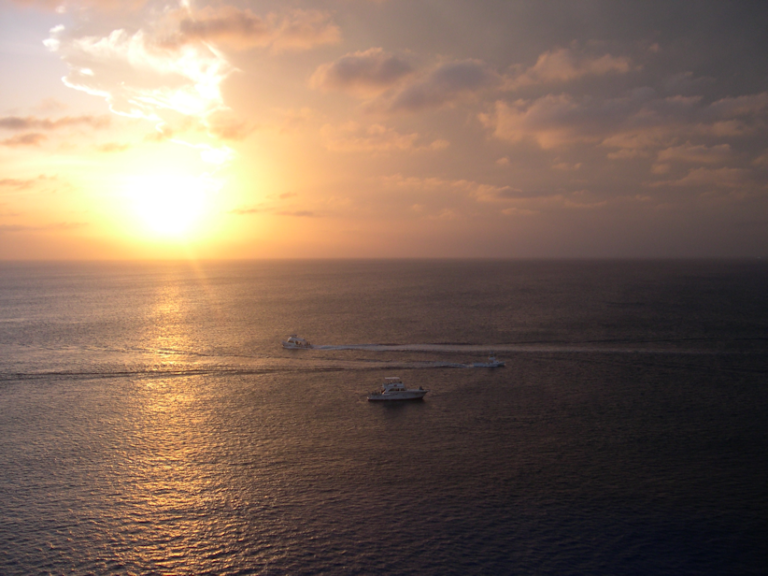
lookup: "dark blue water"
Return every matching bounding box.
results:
[1,260,767,575]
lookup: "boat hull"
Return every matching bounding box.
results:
[368,390,428,401]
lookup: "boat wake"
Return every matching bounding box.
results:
[0,340,750,384]
[310,342,723,355]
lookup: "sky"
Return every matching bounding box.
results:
[1,0,767,259]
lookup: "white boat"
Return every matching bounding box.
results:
[472,355,505,368]
[282,335,313,349]
[368,377,428,401]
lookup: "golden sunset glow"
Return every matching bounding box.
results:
[1,1,767,259]
[125,174,211,239]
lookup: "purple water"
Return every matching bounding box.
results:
[1,260,766,575]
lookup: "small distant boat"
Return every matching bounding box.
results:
[368,377,428,401]
[282,335,313,349]
[472,355,505,368]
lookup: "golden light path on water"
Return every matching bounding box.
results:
[115,278,252,571]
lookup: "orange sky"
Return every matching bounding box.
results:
[1,0,767,259]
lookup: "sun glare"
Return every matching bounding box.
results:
[127,174,212,238]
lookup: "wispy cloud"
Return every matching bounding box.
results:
[500,191,611,215]
[311,46,633,116]
[0,115,110,131]
[311,48,413,96]
[654,143,731,172]
[381,173,514,202]
[8,0,149,10]
[1,133,48,147]
[168,7,340,52]
[313,53,501,113]
[0,175,57,191]
[275,210,316,217]
[230,205,319,218]
[480,95,600,149]
[380,173,618,215]
[95,142,130,152]
[0,221,88,234]
[481,90,768,162]
[504,46,633,90]
[653,167,752,188]
[43,2,342,167]
[321,122,448,153]
[47,24,233,123]
[0,114,110,147]
[387,59,501,113]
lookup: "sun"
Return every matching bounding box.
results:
[127,174,212,238]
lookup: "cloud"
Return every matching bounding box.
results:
[0,175,57,190]
[0,115,111,131]
[656,143,731,165]
[387,59,501,112]
[312,54,500,113]
[275,210,316,217]
[44,4,342,167]
[312,46,631,116]
[230,206,266,215]
[206,112,253,140]
[8,0,149,11]
[96,142,130,152]
[381,173,617,216]
[753,150,768,167]
[2,133,48,147]
[552,160,582,171]
[505,47,633,90]
[381,173,515,202]
[321,122,448,153]
[311,48,413,96]
[170,7,340,52]
[231,196,319,218]
[268,9,341,52]
[480,95,601,149]
[0,221,88,234]
[47,23,234,123]
[172,6,270,48]
[230,206,318,217]
[481,90,768,160]
[664,72,715,95]
[704,93,768,119]
[1,178,38,189]
[500,191,609,215]
[605,93,768,154]
[654,167,752,188]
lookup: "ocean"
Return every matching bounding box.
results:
[1,259,766,575]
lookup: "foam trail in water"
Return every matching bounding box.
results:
[311,343,717,354]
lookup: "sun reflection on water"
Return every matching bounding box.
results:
[120,278,246,572]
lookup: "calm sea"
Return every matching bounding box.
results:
[1,260,766,575]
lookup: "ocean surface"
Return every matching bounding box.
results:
[0,259,766,575]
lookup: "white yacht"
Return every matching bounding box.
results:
[472,355,505,368]
[282,335,313,349]
[368,377,428,401]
